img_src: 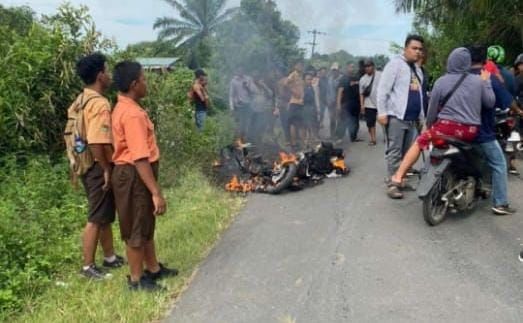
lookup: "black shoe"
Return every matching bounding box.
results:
[519,251,523,262]
[492,205,517,216]
[80,264,112,280]
[127,275,165,292]
[103,254,126,269]
[144,263,179,281]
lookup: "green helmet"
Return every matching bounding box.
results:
[487,45,505,64]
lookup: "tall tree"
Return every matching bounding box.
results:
[395,0,523,64]
[153,0,237,67]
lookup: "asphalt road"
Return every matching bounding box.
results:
[167,124,523,323]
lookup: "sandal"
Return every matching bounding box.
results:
[387,182,404,199]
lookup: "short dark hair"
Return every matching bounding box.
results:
[319,67,327,71]
[468,45,487,64]
[113,61,142,93]
[194,68,207,78]
[76,52,106,85]
[405,34,424,47]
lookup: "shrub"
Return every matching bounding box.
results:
[0,157,85,312]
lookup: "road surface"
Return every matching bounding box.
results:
[167,126,523,323]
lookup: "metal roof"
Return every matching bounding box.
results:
[136,57,178,69]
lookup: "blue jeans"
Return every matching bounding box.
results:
[195,110,207,131]
[478,140,508,206]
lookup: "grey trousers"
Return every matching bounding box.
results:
[385,117,418,177]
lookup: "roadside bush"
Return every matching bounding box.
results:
[0,157,85,312]
[143,70,235,183]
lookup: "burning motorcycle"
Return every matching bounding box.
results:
[216,141,349,194]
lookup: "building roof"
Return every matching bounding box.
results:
[136,57,178,69]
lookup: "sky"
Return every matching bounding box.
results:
[4,0,414,56]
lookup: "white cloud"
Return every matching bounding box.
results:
[4,0,413,55]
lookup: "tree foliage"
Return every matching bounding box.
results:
[395,0,523,69]
[0,4,114,158]
[153,0,238,67]
[309,50,390,70]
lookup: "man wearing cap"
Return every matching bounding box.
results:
[327,63,342,139]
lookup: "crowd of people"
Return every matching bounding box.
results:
[227,57,384,149]
[68,33,523,291]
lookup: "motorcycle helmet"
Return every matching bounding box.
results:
[487,45,505,64]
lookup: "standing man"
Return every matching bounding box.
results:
[229,67,253,140]
[275,67,292,146]
[111,61,178,291]
[327,63,342,139]
[72,53,124,279]
[336,63,361,142]
[191,69,210,131]
[285,61,306,149]
[317,67,329,130]
[303,72,319,142]
[469,45,516,215]
[359,59,381,146]
[377,34,425,187]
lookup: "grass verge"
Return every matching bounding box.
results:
[10,169,242,323]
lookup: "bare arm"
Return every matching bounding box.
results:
[88,144,113,190]
[135,159,166,216]
[336,87,344,111]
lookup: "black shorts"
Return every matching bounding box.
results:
[365,108,377,128]
[288,103,305,128]
[81,163,116,225]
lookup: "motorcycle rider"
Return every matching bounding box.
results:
[487,45,522,175]
[469,45,516,215]
[388,47,495,199]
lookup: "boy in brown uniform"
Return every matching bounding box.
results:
[111,61,178,291]
[74,53,124,279]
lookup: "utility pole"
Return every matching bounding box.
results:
[307,29,326,57]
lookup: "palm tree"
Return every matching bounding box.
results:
[154,0,237,66]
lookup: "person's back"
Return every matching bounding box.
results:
[426,47,495,127]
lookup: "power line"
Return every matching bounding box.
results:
[306,29,327,57]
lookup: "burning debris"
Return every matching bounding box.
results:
[214,141,350,194]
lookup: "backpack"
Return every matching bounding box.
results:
[63,93,100,182]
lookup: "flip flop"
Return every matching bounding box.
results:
[387,182,404,199]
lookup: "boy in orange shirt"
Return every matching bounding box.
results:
[111,61,178,291]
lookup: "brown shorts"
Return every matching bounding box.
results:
[81,163,116,225]
[112,162,159,248]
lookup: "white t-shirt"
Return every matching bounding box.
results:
[359,71,381,109]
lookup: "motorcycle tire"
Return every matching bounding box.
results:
[422,171,450,226]
[265,163,297,195]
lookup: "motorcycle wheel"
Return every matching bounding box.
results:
[265,163,297,195]
[422,171,450,226]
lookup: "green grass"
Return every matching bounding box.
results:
[9,170,242,323]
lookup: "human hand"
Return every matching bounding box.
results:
[152,193,167,216]
[480,69,491,81]
[378,115,388,126]
[102,170,111,191]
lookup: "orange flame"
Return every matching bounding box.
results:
[331,158,347,171]
[225,175,254,193]
[278,152,297,164]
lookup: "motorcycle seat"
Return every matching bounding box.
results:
[436,135,473,151]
